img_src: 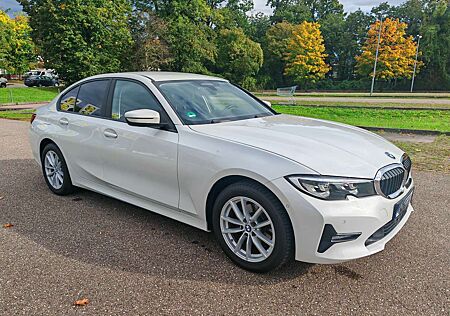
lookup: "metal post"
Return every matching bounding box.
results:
[370,18,383,96]
[410,35,422,93]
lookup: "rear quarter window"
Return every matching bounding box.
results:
[75,80,109,116]
[59,86,80,112]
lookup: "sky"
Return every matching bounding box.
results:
[1,0,406,15]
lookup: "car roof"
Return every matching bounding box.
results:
[90,71,228,82]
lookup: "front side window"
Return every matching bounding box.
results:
[75,80,109,116]
[156,80,274,125]
[111,80,162,121]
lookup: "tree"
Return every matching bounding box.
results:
[334,9,372,80]
[212,0,254,32]
[356,18,422,80]
[166,17,216,74]
[216,28,263,88]
[128,10,171,71]
[419,0,449,88]
[284,21,330,85]
[304,0,344,21]
[247,12,271,43]
[148,0,216,74]
[267,0,311,24]
[0,10,35,74]
[19,0,133,83]
[264,22,296,86]
[391,0,424,36]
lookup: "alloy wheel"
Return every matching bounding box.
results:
[44,150,64,190]
[220,196,275,263]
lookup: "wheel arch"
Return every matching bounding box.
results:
[39,138,57,159]
[205,174,293,235]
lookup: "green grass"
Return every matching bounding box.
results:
[0,87,60,104]
[273,105,450,132]
[0,109,35,121]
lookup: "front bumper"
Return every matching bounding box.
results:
[270,177,414,264]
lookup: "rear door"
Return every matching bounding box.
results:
[99,79,180,208]
[56,79,111,183]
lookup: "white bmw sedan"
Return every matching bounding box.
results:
[29,72,414,272]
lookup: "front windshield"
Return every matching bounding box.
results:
[156,80,274,125]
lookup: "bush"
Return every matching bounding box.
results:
[241,77,258,91]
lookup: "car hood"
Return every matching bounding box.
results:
[189,114,404,178]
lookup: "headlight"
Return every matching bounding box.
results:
[285,175,376,200]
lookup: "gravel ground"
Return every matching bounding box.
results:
[0,119,449,315]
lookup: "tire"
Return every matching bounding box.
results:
[212,180,294,272]
[0,83,5,88]
[41,143,75,195]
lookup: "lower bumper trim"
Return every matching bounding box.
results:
[318,224,362,253]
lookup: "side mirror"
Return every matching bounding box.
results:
[263,100,272,107]
[124,109,160,127]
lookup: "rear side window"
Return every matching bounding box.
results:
[75,80,109,116]
[60,86,80,112]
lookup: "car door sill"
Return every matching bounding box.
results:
[76,178,208,231]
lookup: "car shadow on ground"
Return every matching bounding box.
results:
[1,159,314,285]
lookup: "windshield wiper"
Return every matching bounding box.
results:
[210,119,231,123]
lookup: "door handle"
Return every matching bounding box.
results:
[59,117,69,126]
[103,129,118,139]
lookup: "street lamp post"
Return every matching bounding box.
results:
[410,35,422,93]
[370,18,383,97]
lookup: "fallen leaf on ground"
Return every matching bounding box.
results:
[0,196,4,200]
[74,298,89,306]
[3,223,13,228]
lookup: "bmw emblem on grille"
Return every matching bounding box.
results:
[385,152,396,159]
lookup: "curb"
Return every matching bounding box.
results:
[274,103,450,111]
[0,107,36,111]
[359,126,450,136]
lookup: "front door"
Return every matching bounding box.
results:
[100,79,179,208]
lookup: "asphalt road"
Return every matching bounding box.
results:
[0,119,448,315]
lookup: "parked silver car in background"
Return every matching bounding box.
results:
[29,72,414,272]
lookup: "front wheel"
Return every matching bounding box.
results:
[212,181,294,272]
[41,143,75,195]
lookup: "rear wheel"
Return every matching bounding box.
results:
[212,181,294,272]
[41,143,75,195]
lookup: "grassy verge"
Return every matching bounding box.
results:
[0,87,60,104]
[273,105,450,132]
[272,100,450,109]
[0,109,34,121]
[392,135,450,174]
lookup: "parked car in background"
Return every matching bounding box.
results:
[24,69,58,79]
[0,77,7,88]
[29,72,414,272]
[24,75,59,87]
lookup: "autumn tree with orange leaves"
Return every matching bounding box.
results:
[356,18,422,81]
[284,21,330,85]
